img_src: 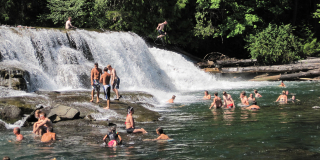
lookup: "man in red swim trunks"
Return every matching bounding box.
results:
[222,91,235,108]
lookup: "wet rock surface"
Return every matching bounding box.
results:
[0,90,160,128]
[0,66,30,91]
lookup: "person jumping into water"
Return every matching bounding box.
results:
[65,17,77,29]
[125,106,148,134]
[222,91,235,108]
[156,20,167,39]
[103,126,122,147]
[100,67,111,109]
[209,92,222,109]
[90,63,102,103]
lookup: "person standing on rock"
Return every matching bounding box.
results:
[33,112,53,135]
[13,127,23,141]
[156,20,167,39]
[107,65,121,100]
[100,67,111,109]
[91,63,102,103]
[41,126,56,142]
[65,17,77,29]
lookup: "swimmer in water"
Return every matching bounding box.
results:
[41,126,56,142]
[209,92,222,109]
[222,91,235,108]
[279,80,286,87]
[276,90,288,103]
[103,126,122,147]
[203,90,211,100]
[248,93,255,102]
[246,101,260,110]
[125,107,148,134]
[13,127,23,141]
[254,90,262,98]
[167,95,176,103]
[240,91,249,106]
[144,127,170,141]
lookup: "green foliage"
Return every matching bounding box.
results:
[303,38,320,57]
[246,24,302,64]
[46,0,86,27]
[313,4,320,21]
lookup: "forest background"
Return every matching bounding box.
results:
[1,0,320,64]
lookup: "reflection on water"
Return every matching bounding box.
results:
[1,82,320,159]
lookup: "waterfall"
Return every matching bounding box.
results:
[0,26,261,96]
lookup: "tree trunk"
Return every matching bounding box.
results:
[250,69,320,81]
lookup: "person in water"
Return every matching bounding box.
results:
[100,67,111,109]
[222,91,235,108]
[209,92,222,109]
[90,63,102,103]
[156,20,168,39]
[2,157,10,160]
[65,17,77,29]
[167,95,176,103]
[33,112,53,135]
[276,90,288,103]
[107,65,122,100]
[246,101,260,110]
[41,126,56,142]
[103,126,122,147]
[279,80,286,87]
[240,91,249,106]
[254,90,262,98]
[125,106,148,134]
[203,90,211,100]
[13,127,23,141]
[248,93,255,102]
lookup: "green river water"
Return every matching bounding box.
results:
[1,81,320,159]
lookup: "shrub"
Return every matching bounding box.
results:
[246,24,302,64]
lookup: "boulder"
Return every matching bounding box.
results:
[0,66,30,91]
[0,121,5,129]
[0,105,22,121]
[47,104,80,122]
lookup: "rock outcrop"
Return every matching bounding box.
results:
[47,104,80,122]
[0,105,22,122]
[0,67,29,91]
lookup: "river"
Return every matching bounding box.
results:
[0,27,320,159]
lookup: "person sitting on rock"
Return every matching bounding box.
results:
[13,127,23,141]
[125,106,148,134]
[41,126,56,142]
[33,112,53,135]
[103,126,122,147]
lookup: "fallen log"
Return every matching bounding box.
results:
[216,59,257,66]
[297,58,320,64]
[221,63,320,73]
[197,61,215,68]
[202,68,220,73]
[250,69,320,81]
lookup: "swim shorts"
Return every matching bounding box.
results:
[112,78,120,90]
[227,104,234,108]
[103,85,111,100]
[126,127,140,134]
[108,140,117,147]
[92,79,100,91]
[158,30,165,35]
